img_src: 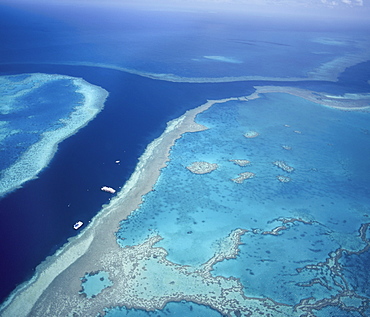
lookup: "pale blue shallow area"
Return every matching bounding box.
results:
[117,92,370,308]
[105,301,222,317]
[80,271,113,299]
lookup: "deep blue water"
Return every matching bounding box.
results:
[1,3,369,79]
[0,2,369,314]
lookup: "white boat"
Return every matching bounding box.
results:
[73,221,83,230]
[101,186,116,194]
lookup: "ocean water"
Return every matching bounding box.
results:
[116,92,370,305]
[1,4,369,80]
[0,2,369,315]
[0,63,255,303]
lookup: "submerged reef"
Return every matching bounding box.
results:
[243,131,259,138]
[29,229,299,317]
[231,172,255,184]
[294,223,370,317]
[229,159,251,166]
[277,175,291,183]
[0,73,108,197]
[273,161,295,173]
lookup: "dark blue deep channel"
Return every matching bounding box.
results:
[0,63,258,303]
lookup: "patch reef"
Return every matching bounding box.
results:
[186,161,218,174]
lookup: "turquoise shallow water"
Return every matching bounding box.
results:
[117,92,370,308]
[80,271,113,299]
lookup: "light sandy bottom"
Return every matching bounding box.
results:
[1,87,368,317]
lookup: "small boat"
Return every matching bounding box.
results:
[73,221,83,230]
[101,186,116,194]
